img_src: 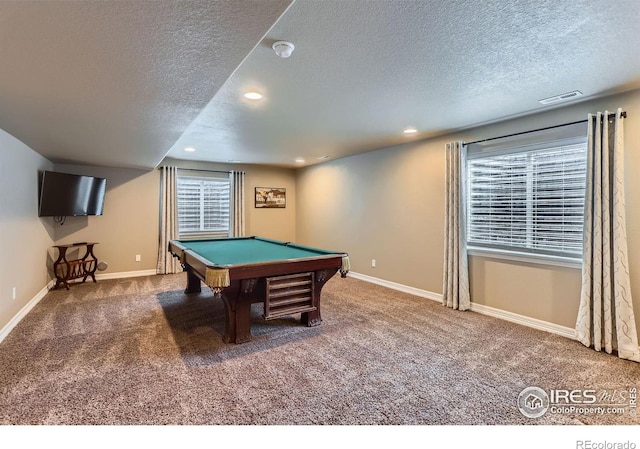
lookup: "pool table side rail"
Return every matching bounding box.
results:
[171,236,344,257]
[168,239,350,291]
[169,239,347,269]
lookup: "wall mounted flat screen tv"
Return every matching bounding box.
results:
[38,171,106,217]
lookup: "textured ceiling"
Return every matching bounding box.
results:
[0,0,292,169]
[2,0,640,170]
[168,0,640,167]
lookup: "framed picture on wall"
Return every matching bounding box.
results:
[255,187,286,208]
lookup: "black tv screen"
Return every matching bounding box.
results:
[38,171,106,217]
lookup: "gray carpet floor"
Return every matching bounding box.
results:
[0,273,638,425]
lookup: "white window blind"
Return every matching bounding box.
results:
[177,175,230,238]
[467,139,587,258]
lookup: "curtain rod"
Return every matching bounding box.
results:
[464,110,627,146]
[157,167,243,175]
[178,168,232,174]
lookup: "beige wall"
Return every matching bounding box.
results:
[296,140,445,289]
[49,160,297,276]
[0,128,54,333]
[162,158,297,242]
[296,88,640,340]
[51,164,160,275]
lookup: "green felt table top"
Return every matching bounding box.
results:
[176,237,342,266]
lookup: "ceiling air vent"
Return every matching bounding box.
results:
[539,91,583,105]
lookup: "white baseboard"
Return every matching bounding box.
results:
[348,271,576,341]
[469,302,576,340]
[95,269,158,280]
[0,279,55,344]
[61,269,158,285]
[348,271,442,302]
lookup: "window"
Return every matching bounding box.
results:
[467,137,587,261]
[177,174,230,238]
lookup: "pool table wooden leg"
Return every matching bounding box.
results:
[184,269,202,294]
[220,279,255,344]
[301,268,338,327]
[302,308,322,327]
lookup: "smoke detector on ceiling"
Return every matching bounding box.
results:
[539,90,583,105]
[272,41,295,58]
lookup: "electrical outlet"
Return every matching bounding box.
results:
[371,259,376,268]
[135,254,141,262]
[12,287,16,300]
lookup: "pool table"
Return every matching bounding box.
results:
[168,236,350,344]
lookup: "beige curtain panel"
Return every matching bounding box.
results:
[231,170,246,238]
[157,166,180,275]
[443,141,470,311]
[576,109,640,362]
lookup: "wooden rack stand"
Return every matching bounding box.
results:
[264,272,316,320]
[53,243,99,290]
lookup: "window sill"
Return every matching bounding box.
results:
[178,232,230,240]
[467,246,582,269]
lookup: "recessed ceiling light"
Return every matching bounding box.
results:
[403,127,418,134]
[244,91,263,100]
[227,160,241,163]
[295,158,305,163]
[184,147,196,152]
[317,156,331,160]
